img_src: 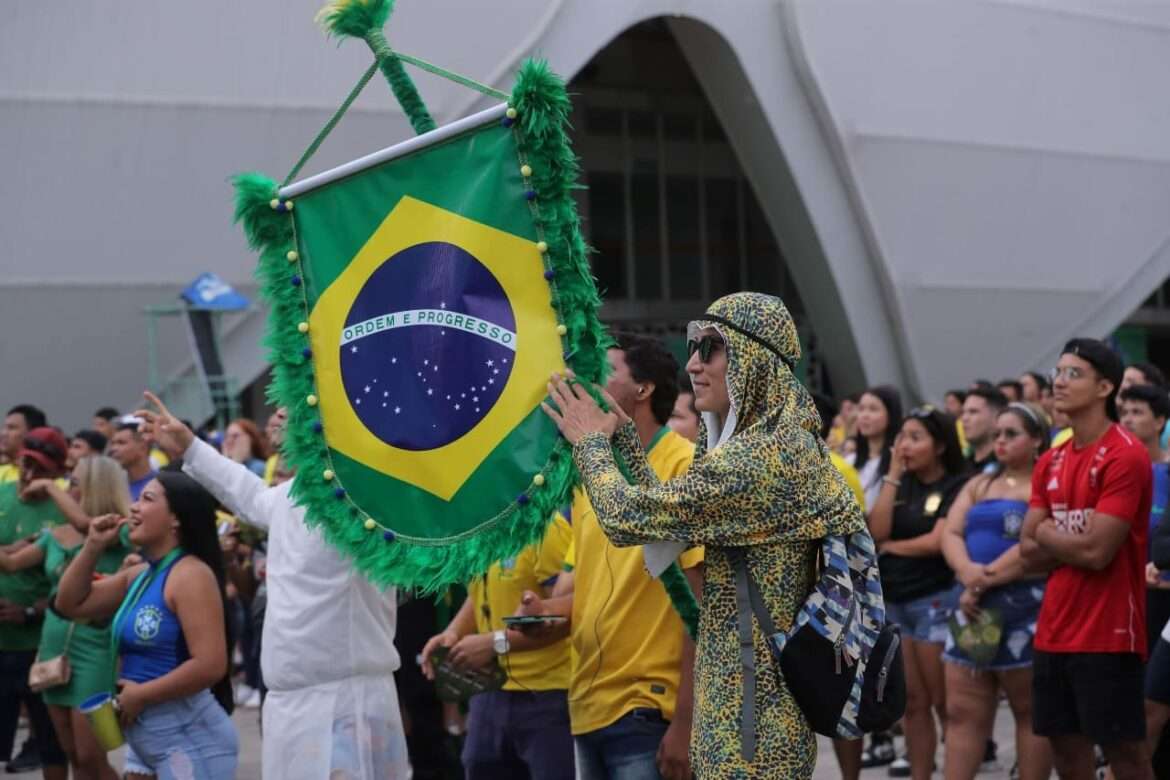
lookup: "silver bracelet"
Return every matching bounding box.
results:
[882,476,901,488]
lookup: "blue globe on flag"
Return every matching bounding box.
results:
[339,241,517,451]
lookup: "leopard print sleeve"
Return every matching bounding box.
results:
[610,422,657,486]
[574,431,856,548]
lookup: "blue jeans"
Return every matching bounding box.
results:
[885,588,955,645]
[124,690,238,779]
[575,708,668,780]
[462,689,573,779]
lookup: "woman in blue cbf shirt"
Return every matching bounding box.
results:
[55,471,238,779]
[940,402,1053,780]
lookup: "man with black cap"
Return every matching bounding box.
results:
[1021,338,1154,779]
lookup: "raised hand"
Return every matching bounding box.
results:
[134,391,195,456]
[541,373,622,445]
[87,514,127,551]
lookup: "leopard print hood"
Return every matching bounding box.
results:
[688,292,820,459]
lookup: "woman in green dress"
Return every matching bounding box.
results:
[9,455,133,780]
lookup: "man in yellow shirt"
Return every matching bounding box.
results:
[518,334,702,780]
[421,515,574,779]
[812,392,866,509]
[0,406,47,484]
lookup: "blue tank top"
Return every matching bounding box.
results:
[964,499,1028,565]
[117,553,189,684]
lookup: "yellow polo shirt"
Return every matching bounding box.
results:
[830,451,865,509]
[0,465,16,483]
[467,514,572,692]
[263,454,279,485]
[566,427,703,735]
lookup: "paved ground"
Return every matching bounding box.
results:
[813,700,1022,779]
[6,707,264,779]
[4,701,1022,779]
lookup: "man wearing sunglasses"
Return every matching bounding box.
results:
[0,428,68,774]
[521,333,702,780]
[1021,338,1154,780]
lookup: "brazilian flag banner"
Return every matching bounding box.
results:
[233,62,607,591]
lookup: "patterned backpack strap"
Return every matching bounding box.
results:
[805,535,855,639]
[846,530,886,629]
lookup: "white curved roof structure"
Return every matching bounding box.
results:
[3,0,1169,427]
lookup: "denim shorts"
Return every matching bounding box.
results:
[885,588,955,645]
[123,690,238,780]
[943,580,1044,671]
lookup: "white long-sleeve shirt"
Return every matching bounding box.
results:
[182,438,400,691]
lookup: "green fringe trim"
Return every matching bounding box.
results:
[317,0,435,135]
[369,31,436,136]
[660,563,700,639]
[230,59,610,592]
[315,0,392,38]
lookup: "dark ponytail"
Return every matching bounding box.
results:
[154,471,235,714]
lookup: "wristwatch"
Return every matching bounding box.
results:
[492,629,510,656]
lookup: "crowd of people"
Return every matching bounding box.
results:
[0,292,1168,779]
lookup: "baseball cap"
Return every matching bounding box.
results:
[19,427,69,473]
[1060,338,1124,421]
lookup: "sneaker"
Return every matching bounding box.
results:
[888,755,912,777]
[241,689,262,709]
[979,738,1001,773]
[5,740,40,774]
[235,682,255,704]
[861,733,896,768]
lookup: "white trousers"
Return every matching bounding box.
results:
[261,674,409,780]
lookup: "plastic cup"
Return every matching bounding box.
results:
[79,693,124,751]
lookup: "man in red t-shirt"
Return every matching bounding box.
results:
[1021,338,1153,780]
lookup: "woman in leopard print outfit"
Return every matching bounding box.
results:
[544,292,867,778]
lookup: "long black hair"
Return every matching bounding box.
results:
[899,407,967,478]
[851,385,903,480]
[154,470,235,714]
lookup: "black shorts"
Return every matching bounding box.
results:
[1147,638,1170,706]
[1033,650,1146,744]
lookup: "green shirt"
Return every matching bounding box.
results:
[0,483,63,651]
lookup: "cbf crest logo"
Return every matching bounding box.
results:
[311,197,563,501]
[1003,510,1025,540]
[134,605,164,642]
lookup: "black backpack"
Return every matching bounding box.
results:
[728,532,905,760]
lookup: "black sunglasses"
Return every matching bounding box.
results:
[687,336,725,363]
